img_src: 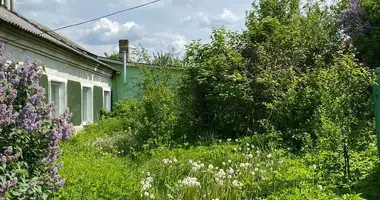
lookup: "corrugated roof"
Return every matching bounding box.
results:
[0,6,118,72]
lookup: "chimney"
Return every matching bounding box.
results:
[119,39,129,84]
[10,0,14,12]
[119,39,129,61]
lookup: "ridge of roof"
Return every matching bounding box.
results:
[0,6,118,72]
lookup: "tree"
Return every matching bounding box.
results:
[104,52,121,60]
[340,0,380,69]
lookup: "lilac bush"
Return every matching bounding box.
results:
[0,42,74,199]
[339,0,368,37]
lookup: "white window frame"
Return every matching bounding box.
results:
[48,76,67,117]
[103,90,111,111]
[82,84,93,125]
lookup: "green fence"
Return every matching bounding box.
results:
[373,68,380,154]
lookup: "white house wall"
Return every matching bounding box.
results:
[1,31,113,128]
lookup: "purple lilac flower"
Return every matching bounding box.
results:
[4,146,13,155]
[0,155,6,165]
[0,42,74,197]
[29,86,45,106]
[0,178,17,196]
[16,103,42,133]
[339,0,368,36]
[0,104,16,126]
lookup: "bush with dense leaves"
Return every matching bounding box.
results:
[0,43,73,199]
[104,67,179,152]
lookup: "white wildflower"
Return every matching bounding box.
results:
[188,160,193,164]
[191,166,198,172]
[228,160,232,163]
[219,139,222,143]
[163,159,170,165]
[232,180,243,188]
[144,192,149,197]
[150,194,155,199]
[173,158,178,163]
[227,138,231,142]
[227,167,234,174]
[208,164,214,170]
[267,154,272,158]
[246,143,249,147]
[254,167,259,172]
[247,154,253,158]
[181,177,201,187]
[146,177,153,183]
[215,169,226,179]
[250,171,255,176]
[222,162,226,166]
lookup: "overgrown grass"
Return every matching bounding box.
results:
[53,119,380,200]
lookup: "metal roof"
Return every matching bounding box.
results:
[0,6,118,72]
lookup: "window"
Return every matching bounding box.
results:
[103,91,111,111]
[82,86,92,124]
[51,81,65,117]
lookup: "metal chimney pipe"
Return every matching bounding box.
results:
[10,0,14,11]
[119,40,129,84]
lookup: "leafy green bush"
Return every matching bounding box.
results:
[103,67,179,152]
[0,43,74,199]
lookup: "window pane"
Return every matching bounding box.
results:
[83,87,89,122]
[51,82,60,117]
[104,91,110,111]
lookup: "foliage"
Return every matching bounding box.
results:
[104,68,179,152]
[340,0,380,69]
[55,126,379,199]
[179,28,252,141]
[104,52,121,60]
[53,119,139,199]
[133,45,184,68]
[0,43,73,199]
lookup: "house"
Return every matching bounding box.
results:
[98,54,184,105]
[0,4,118,127]
[0,2,184,128]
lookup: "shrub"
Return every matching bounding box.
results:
[0,43,73,199]
[104,67,179,152]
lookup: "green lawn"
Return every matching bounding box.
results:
[53,119,380,200]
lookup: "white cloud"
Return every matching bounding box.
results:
[136,32,188,55]
[181,8,242,29]
[80,18,145,45]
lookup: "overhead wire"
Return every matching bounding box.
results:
[4,0,162,43]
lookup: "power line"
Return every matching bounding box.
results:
[6,0,162,43]
[45,0,162,33]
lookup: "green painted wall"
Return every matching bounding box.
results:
[109,63,183,106]
[40,74,49,103]
[93,86,103,122]
[67,80,82,126]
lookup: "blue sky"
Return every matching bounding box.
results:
[14,0,251,56]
